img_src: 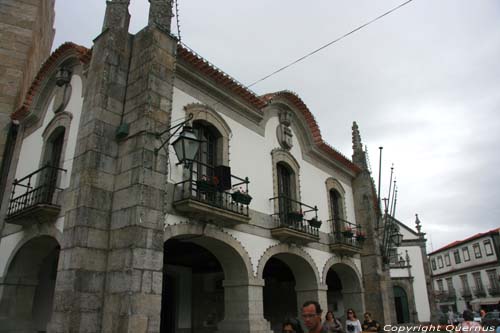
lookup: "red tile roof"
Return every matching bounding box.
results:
[260,91,360,174]
[428,227,500,255]
[15,42,359,174]
[11,42,91,121]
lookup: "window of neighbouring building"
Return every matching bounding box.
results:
[437,279,444,291]
[473,243,482,259]
[446,278,454,293]
[460,275,471,295]
[453,250,461,264]
[437,256,443,268]
[431,258,436,270]
[472,272,484,295]
[445,254,451,266]
[484,240,493,256]
[462,247,470,261]
[486,269,499,290]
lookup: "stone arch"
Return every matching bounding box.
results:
[0,234,61,331]
[321,257,363,292]
[184,103,232,165]
[257,243,321,289]
[2,225,63,278]
[322,257,364,320]
[164,222,255,282]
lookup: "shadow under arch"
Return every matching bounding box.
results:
[0,235,60,332]
[162,223,270,333]
[322,257,364,321]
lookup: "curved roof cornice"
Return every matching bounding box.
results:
[261,90,360,174]
[11,42,91,121]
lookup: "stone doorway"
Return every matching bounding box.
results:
[0,236,60,332]
[393,286,410,324]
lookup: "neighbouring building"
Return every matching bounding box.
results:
[388,215,435,324]
[0,1,439,332]
[429,228,500,314]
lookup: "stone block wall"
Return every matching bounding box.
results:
[0,0,55,166]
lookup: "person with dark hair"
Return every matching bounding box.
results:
[302,301,327,333]
[461,310,481,332]
[345,309,362,333]
[362,312,380,332]
[283,317,304,333]
[323,311,344,333]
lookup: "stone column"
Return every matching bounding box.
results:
[217,279,273,333]
[47,2,132,332]
[100,22,176,332]
[296,285,328,316]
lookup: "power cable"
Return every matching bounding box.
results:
[247,0,415,88]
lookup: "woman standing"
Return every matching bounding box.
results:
[323,311,343,333]
[345,309,362,333]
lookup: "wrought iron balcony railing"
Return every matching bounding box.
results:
[269,195,320,241]
[435,290,456,302]
[329,218,364,247]
[473,286,487,298]
[488,284,500,296]
[173,161,251,224]
[6,165,66,224]
[461,288,473,299]
[328,218,364,255]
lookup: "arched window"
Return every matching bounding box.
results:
[277,162,297,216]
[329,189,343,220]
[193,120,222,179]
[40,127,66,203]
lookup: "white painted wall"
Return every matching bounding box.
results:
[2,74,84,278]
[430,236,498,276]
[13,74,83,193]
[170,86,356,235]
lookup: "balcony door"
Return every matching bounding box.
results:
[193,121,219,180]
[41,127,65,203]
[330,189,342,237]
[277,162,296,222]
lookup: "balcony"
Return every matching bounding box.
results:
[173,162,251,225]
[6,165,66,226]
[473,286,487,298]
[461,288,473,300]
[435,290,457,303]
[329,219,363,255]
[488,284,500,296]
[269,196,320,244]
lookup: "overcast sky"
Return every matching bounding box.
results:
[53,0,500,251]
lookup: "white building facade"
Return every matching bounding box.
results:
[0,1,411,332]
[429,228,500,314]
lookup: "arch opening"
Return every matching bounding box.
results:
[0,236,60,332]
[325,263,363,323]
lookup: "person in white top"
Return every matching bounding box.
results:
[460,310,481,333]
[345,309,362,333]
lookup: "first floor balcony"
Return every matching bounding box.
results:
[461,288,473,299]
[435,290,457,303]
[172,162,251,225]
[329,219,364,255]
[269,196,320,244]
[6,165,66,226]
[473,286,487,298]
[488,284,500,296]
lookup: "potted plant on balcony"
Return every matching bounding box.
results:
[196,175,218,193]
[342,227,354,238]
[355,230,366,242]
[231,187,252,205]
[287,210,303,222]
[308,217,322,228]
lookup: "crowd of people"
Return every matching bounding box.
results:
[282,301,381,333]
[283,301,500,333]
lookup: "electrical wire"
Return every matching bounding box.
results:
[246,0,415,88]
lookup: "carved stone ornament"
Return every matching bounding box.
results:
[52,68,72,114]
[276,110,293,150]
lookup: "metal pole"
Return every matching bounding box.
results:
[377,147,383,227]
[389,180,396,217]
